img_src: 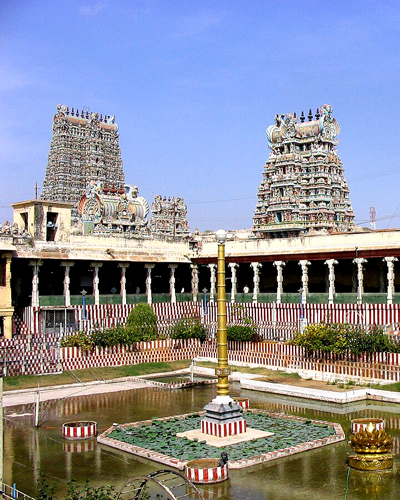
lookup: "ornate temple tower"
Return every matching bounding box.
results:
[150,196,190,238]
[41,105,125,216]
[253,104,355,237]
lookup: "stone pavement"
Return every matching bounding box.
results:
[3,378,149,407]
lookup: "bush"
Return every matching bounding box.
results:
[170,317,206,340]
[290,323,400,354]
[60,332,94,351]
[90,325,129,347]
[125,303,158,341]
[227,324,257,342]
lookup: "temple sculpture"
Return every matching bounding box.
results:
[78,181,149,235]
[253,104,355,237]
[150,195,190,238]
[41,105,125,217]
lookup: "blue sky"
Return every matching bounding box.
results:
[1,0,400,231]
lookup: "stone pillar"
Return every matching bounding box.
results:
[228,263,239,303]
[273,261,286,304]
[353,258,367,305]
[169,264,178,303]
[190,264,199,302]
[91,262,103,306]
[29,260,43,308]
[2,253,14,339]
[145,264,155,304]
[118,263,130,306]
[251,262,262,303]
[208,264,217,303]
[299,260,311,304]
[384,257,398,305]
[324,259,338,305]
[61,261,74,307]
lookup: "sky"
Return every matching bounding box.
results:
[1,0,400,232]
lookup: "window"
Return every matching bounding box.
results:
[46,212,58,241]
[20,212,28,231]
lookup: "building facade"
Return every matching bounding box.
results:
[0,104,399,337]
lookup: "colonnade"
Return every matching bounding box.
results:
[27,256,399,308]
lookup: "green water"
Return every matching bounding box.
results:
[4,383,400,499]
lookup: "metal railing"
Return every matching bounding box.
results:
[1,483,35,500]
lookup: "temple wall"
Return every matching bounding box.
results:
[197,229,400,260]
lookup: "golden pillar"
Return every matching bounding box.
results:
[216,230,230,397]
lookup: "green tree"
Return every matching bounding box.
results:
[125,303,158,341]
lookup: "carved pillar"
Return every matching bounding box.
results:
[299,260,311,304]
[91,262,103,306]
[2,253,14,339]
[228,263,239,303]
[384,257,398,305]
[61,261,74,307]
[353,258,367,305]
[145,264,155,304]
[118,263,130,306]
[29,260,43,308]
[324,259,338,305]
[273,261,286,304]
[208,264,217,303]
[190,264,199,302]
[169,264,178,303]
[251,262,262,303]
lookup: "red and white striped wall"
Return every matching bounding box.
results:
[62,421,97,440]
[351,418,385,435]
[234,398,250,410]
[201,418,247,437]
[185,460,229,484]
[15,302,400,335]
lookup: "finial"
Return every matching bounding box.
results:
[81,110,84,118]
[86,111,89,119]
[100,114,103,122]
[66,106,69,115]
[300,111,305,123]
[71,108,74,116]
[293,112,297,118]
[315,108,320,119]
[76,109,79,117]
[308,109,313,121]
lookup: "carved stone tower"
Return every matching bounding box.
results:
[150,196,190,238]
[41,105,125,216]
[253,104,355,237]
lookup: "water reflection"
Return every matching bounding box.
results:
[4,384,400,499]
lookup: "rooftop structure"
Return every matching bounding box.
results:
[78,181,149,236]
[41,105,125,217]
[253,104,355,237]
[150,195,190,239]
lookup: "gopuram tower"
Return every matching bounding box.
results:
[253,104,355,238]
[41,105,125,216]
